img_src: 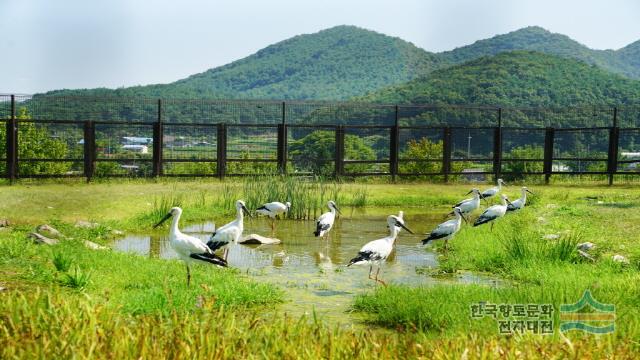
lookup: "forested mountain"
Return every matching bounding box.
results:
[26,24,640,122]
[361,51,640,107]
[440,26,640,79]
[42,26,443,101]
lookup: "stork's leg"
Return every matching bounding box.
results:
[368,265,373,280]
[271,218,275,231]
[490,222,494,232]
[444,239,449,251]
[374,267,387,287]
[186,265,191,287]
[223,248,229,261]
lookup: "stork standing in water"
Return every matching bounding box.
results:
[473,195,512,231]
[422,207,466,250]
[154,207,227,286]
[507,187,534,211]
[347,215,413,286]
[207,200,252,261]
[314,200,341,238]
[453,188,481,219]
[480,179,507,202]
[256,201,291,230]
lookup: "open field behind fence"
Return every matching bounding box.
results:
[2,94,640,183]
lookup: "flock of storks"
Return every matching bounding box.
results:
[154,179,533,286]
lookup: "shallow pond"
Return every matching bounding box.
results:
[113,209,500,323]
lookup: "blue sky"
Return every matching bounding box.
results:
[2,0,639,93]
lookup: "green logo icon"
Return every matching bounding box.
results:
[559,290,615,334]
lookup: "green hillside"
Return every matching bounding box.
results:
[362,51,640,107]
[43,26,443,101]
[440,26,640,79]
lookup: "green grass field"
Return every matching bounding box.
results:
[1,178,639,358]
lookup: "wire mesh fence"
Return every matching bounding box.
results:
[2,94,640,182]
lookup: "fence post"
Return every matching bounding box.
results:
[152,99,163,177]
[6,95,17,182]
[607,107,619,185]
[493,108,503,180]
[335,125,344,178]
[217,123,227,178]
[277,124,287,174]
[83,121,95,181]
[390,105,400,182]
[543,127,555,184]
[276,102,287,175]
[442,127,452,183]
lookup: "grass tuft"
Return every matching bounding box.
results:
[52,252,72,272]
[62,265,91,290]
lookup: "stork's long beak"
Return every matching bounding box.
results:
[505,198,513,206]
[154,212,172,228]
[334,205,342,215]
[461,214,468,224]
[526,189,534,195]
[242,205,252,217]
[396,221,414,234]
[465,190,472,195]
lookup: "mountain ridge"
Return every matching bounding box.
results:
[36,25,640,103]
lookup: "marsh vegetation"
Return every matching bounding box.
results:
[1,178,639,358]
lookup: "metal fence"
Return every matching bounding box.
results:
[2,94,640,183]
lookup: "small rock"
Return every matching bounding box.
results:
[537,217,547,223]
[111,229,125,236]
[543,234,560,240]
[0,219,9,227]
[75,220,99,229]
[36,224,63,238]
[577,242,595,251]
[612,255,629,264]
[0,286,6,292]
[578,250,595,262]
[84,240,108,250]
[596,201,604,204]
[239,234,281,245]
[546,204,557,209]
[28,232,59,245]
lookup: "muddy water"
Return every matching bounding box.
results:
[113,210,500,323]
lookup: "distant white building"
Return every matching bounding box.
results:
[620,152,640,158]
[122,136,153,145]
[552,163,571,172]
[122,145,149,154]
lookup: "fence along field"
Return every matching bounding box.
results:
[1,94,640,183]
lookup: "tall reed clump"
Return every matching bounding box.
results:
[150,191,184,221]
[239,174,348,219]
[497,215,583,265]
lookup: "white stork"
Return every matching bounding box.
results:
[480,179,507,202]
[507,187,534,211]
[422,207,466,249]
[206,200,252,261]
[154,207,227,286]
[256,201,291,230]
[313,200,341,238]
[473,195,512,231]
[347,215,413,286]
[453,188,481,218]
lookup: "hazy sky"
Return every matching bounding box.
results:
[2,0,639,94]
